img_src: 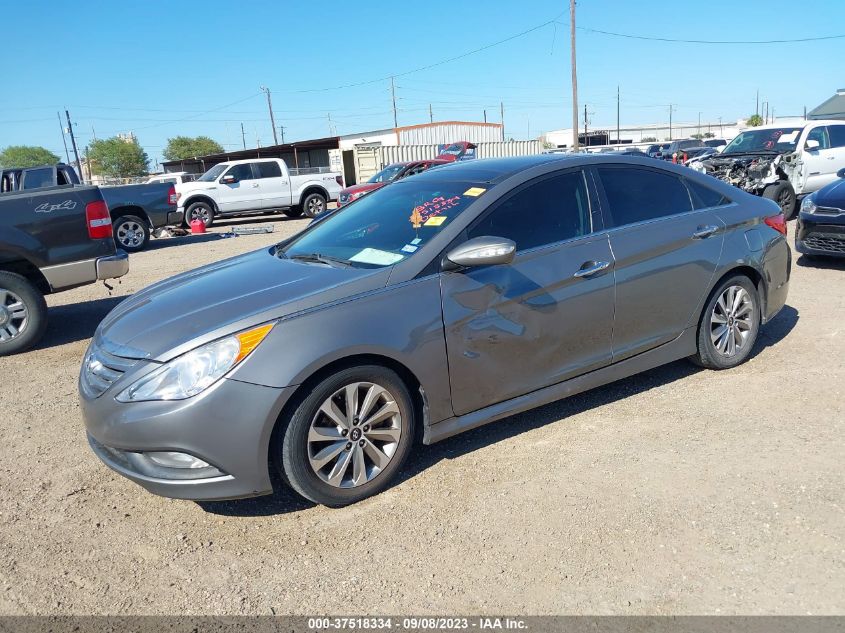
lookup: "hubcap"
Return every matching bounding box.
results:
[307,197,324,213]
[307,381,402,489]
[710,285,753,357]
[116,221,143,247]
[192,207,210,223]
[0,289,28,343]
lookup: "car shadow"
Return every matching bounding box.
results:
[201,304,798,517]
[795,254,845,270]
[39,295,127,349]
[144,232,224,252]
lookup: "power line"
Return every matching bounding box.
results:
[571,24,845,44]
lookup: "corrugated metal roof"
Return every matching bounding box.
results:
[397,122,503,145]
[808,91,845,120]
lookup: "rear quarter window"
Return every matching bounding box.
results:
[686,179,730,209]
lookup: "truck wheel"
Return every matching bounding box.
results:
[113,215,150,252]
[763,181,797,220]
[302,192,327,219]
[185,201,215,228]
[283,207,304,219]
[0,271,48,356]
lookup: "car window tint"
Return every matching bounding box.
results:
[806,127,830,150]
[256,161,282,179]
[828,125,845,149]
[226,164,255,181]
[598,166,692,226]
[468,171,590,251]
[22,167,54,190]
[687,179,730,209]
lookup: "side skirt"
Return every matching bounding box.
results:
[423,326,698,445]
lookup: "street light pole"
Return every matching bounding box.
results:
[260,86,279,146]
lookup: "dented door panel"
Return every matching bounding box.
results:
[440,233,615,416]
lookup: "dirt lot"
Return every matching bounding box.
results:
[0,216,842,615]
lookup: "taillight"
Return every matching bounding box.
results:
[168,186,177,206]
[764,213,787,235]
[335,176,343,186]
[86,200,112,239]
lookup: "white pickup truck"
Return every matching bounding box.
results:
[176,158,343,225]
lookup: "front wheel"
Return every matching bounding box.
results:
[690,275,760,370]
[113,215,150,252]
[0,272,48,356]
[185,201,215,228]
[301,192,327,219]
[276,365,415,507]
[763,181,797,220]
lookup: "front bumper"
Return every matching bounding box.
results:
[80,373,297,501]
[96,250,129,280]
[795,212,845,257]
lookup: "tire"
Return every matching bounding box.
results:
[301,192,327,219]
[276,365,415,507]
[112,215,150,253]
[185,201,215,228]
[763,181,797,220]
[0,271,48,356]
[283,206,304,219]
[690,274,761,370]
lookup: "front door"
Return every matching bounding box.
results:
[441,169,616,416]
[801,126,838,193]
[216,163,261,213]
[594,165,726,361]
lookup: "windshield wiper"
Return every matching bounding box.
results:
[290,253,353,268]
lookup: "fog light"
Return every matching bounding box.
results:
[146,451,211,469]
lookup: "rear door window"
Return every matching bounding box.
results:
[597,166,693,227]
[827,125,845,148]
[686,179,730,209]
[255,161,282,179]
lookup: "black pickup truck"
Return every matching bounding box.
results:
[0,164,182,252]
[0,181,128,355]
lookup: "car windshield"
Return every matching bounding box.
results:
[197,164,227,182]
[281,180,487,268]
[723,128,803,154]
[368,164,405,183]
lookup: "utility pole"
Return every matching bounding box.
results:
[278,126,286,144]
[500,101,505,140]
[570,0,579,151]
[84,145,91,182]
[668,104,674,140]
[240,123,247,150]
[57,112,70,164]
[91,125,97,142]
[804,105,807,120]
[697,112,701,137]
[65,110,82,182]
[429,103,433,123]
[764,101,769,124]
[616,85,620,144]
[390,76,398,128]
[583,103,588,142]
[756,89,759,116]
[260,86,279,145]
[327,113,335,136]
[483,109,487,124]
[719,116,723,136]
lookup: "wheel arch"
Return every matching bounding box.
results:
[300,185,329,202]
[183,194,219,213]
[109,205,151,227]
[701,264,766,329]
[0,256,51,294]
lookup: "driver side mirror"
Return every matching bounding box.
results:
[220,174,238,184]
[443,236,516,271]
[805,139,820,151]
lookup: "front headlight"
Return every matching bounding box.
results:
[116,323,274,402]
[349,190,370,201]
[801,195,817,214]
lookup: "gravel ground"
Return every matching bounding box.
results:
[0,216,842,615]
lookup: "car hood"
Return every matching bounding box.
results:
[96,248,389,362]
[341,183,384,197]
[175,180,218,198]
[814,178,845,208]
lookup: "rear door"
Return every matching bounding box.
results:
[216,163,260,213]
[440,168,616,416]
[594,165,726,362]
[253,160,292,208]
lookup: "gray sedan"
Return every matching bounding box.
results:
[80,155,791,507]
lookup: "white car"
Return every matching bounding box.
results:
[146,172,197,185]
[176,158,343,226]
[690,119,845,218]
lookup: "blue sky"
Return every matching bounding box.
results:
[2,0,844,166]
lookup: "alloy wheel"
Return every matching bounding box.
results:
[191,206,211,224]
[307,382,402,488]
[307,197,324,215]
[710,285,754,357]
[116,220,144,248]
[0,288,28,342]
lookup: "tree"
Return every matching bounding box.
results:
[691,133,705,140]
[163,136,224,161]
[641,136,658,142]
[703,132,715,138]
[88,137,149,178]
[747,114,764,127]
[0,145,60,168]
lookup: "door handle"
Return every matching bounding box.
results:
[573,260,610,278]
[692,225,719,239]
[252,183,260,188]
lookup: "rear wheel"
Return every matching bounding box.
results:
[763,181,797,220]
[301,192,327,219]
[113,215,150,252]
[276,365,415,507]
[185,201,215,227]
[690,275,760,370]
[0,272,48,356]
[283,206,304,219]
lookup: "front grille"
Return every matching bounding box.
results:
[81,344,139,398]
[814,206,845,216]
[803,232,845,254]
